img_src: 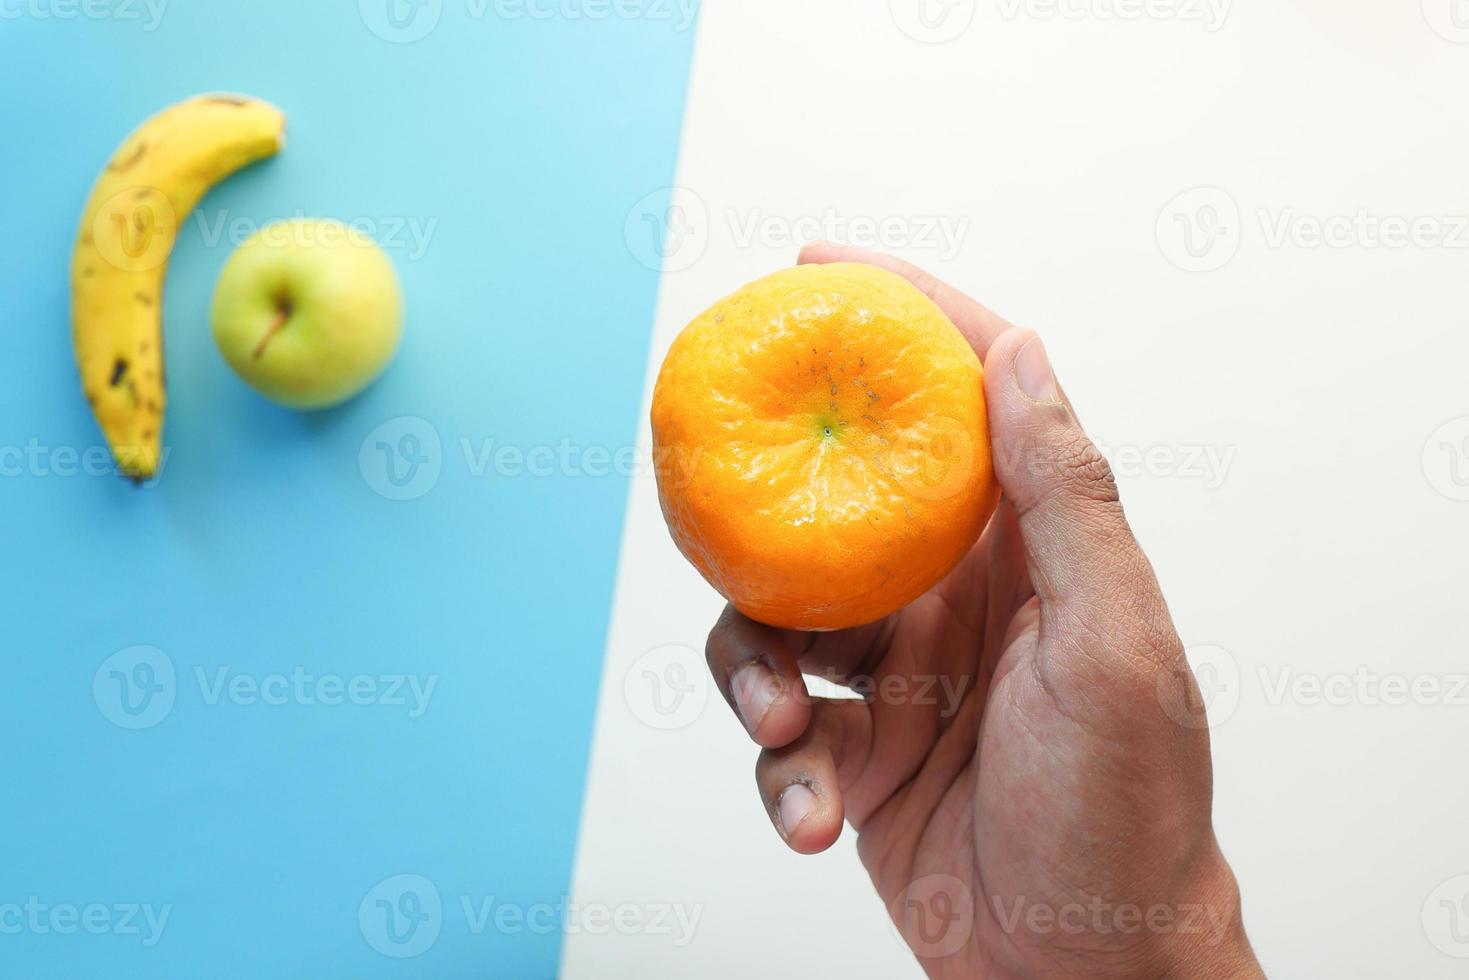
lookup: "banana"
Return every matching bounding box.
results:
[71,94,286,480]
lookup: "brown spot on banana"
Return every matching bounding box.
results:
[109,142,147,173]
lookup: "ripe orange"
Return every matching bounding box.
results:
[651,263,999,631]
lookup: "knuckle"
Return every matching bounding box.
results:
[704,623,728,668]
[704,605,742,663]
[1127,627,1187,692]
[1053,431,1120,506]
[1050,593,1184,700]
[754,746,779,783]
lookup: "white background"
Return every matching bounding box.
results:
[565,1,1469,976]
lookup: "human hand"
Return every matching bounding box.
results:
[703,245,1264,979]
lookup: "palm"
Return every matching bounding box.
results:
[810,497,1215,979]
[798,499,1034,976]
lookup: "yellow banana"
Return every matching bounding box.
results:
[71,94,286,480]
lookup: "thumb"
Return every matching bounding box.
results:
[982,328,1153,608]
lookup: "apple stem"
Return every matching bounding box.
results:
[253,305,291,360]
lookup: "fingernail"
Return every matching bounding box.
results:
[778,783,817,838]
[731,663,780,735]
[1014,335,1059,403]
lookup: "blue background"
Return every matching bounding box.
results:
[0,2,696,976]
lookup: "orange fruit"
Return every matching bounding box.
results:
[651,263,999,631]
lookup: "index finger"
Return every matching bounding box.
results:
[706,606,893,748]
[797,243,1014,358]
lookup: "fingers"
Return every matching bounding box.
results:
[706,610,882,854]
[797,242,1014,358]
[981,327,1160,611]
[706,606,811,748]
[755,699,871,854]
[706,606,895,748]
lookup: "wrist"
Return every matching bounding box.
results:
[1151,856,1264,980]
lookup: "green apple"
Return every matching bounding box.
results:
[211,218,403,409]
